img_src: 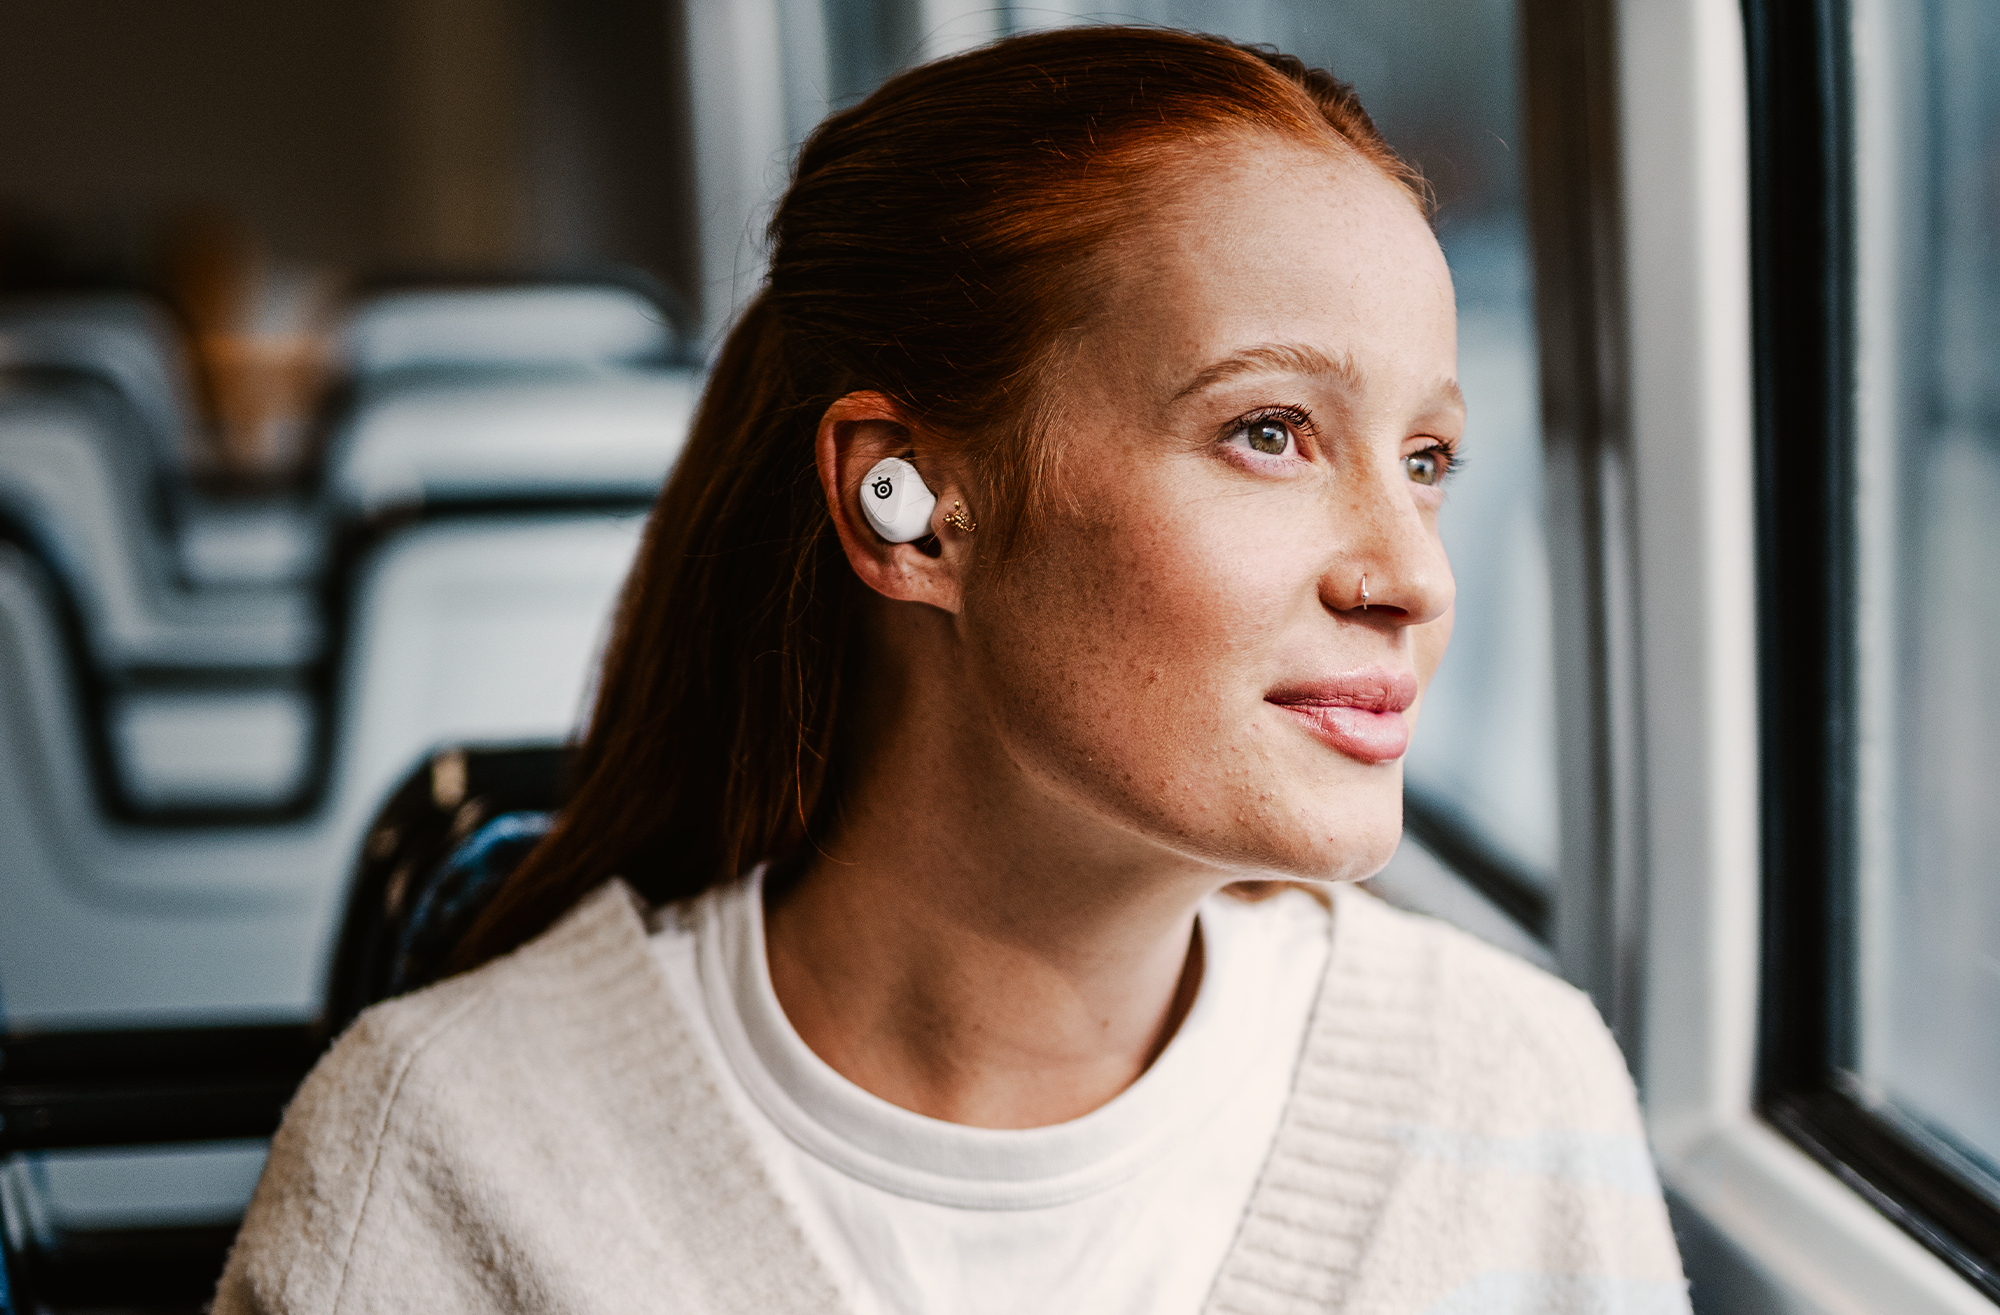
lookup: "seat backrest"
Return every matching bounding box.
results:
[0,293,204,474]
[0,508,640,1030]
[326,367,696,515]
[0,377,168,609]
[339,284,675,377]
[0,379,319,675]
[325,745,565,1035]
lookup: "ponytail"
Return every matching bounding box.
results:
[451,293,858,966]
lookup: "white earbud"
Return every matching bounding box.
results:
[858,457,938,543]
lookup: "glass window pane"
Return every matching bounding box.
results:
[1852,0,2000,1200]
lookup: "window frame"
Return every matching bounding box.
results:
[1745,0,2000,1296]
[1601,0,1999,1308]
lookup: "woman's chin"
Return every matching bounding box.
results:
[1237,799,1405,887]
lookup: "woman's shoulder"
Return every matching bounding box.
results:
[330,877,659,1080]
[1328,882,1642,1132]
[214,880,681,1312]
[1277,885,1685,1311]
[218,877,846,1312]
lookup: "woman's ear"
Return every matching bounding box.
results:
[816,392,971,614]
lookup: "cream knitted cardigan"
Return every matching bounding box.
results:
[216,880,1689,1315]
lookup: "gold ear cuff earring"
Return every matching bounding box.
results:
[943,501,978,533]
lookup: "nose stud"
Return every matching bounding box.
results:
[1360,573,1369,610]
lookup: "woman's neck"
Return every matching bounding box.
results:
[763,689,1223,1128]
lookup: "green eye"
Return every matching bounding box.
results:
[1244,420,1290,455]
[1405,446,1448,486]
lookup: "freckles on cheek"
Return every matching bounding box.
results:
[981,459,1313,792]
[1115,584,1301,808]
[989,552,1205,750]
[1075,514,1309,801]
[1104,514,1295,674]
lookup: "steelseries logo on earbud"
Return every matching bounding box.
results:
[871,477,894,499]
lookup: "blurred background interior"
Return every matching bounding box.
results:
[1,0,1995,1311]
[0,1,1552,1304]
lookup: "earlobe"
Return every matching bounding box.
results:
[815,392,968,614]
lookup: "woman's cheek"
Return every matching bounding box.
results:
[1128,540,1289,691]
[1166,486,1313,613]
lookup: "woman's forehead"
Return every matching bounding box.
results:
[1114,137,1442,290]
[1077,146,1456,397]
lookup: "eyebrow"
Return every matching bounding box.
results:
[1169,341,1466,415]
[1170,342,1363,402]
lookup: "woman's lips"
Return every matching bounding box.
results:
[1266,668,1418,764]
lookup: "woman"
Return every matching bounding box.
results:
[220,26,1688,1315]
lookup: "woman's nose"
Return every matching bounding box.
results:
[1320,459,1456,626]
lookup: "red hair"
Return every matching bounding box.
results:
[454,25,1426,969]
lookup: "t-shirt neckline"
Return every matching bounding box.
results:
[693,869,1279,1210]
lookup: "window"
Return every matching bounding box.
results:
[1754,0,2000,1294]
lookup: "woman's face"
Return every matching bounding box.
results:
[961,136,1460,884]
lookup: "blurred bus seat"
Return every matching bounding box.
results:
[0,511,644,1029]
[328,367,697,515]
[339,282,676,376]
[327,283,694,516]
[0,375,318,675]
[0,294,207,475]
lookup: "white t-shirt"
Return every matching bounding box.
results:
[648,874,1331,1315]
